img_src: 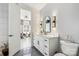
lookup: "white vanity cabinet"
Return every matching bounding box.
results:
[33,35,58,56]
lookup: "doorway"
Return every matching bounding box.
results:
[20,8,32,56]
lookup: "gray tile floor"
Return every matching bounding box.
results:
[14,47,43,56]
[14,37,43,56]
[31,47,43,56]
[14,47,31,56]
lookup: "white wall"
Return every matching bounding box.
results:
[31,8,41,35]
[0,4,8,47]
[41,3,79,43]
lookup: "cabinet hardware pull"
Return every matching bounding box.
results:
[45,40,47,41]
[37,41,39,45]
[45,45,47,48]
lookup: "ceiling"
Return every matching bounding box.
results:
[25,3,47,10]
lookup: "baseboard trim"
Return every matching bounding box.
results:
[13,50,20,56]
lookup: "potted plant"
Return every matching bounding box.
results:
[2,42,8,56]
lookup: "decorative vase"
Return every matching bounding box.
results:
[2,48,8,56]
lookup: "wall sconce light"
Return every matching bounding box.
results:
[52,16,56,28]
[52,16,56,32]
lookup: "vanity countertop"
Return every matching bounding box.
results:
[34,32,59,39]
[42,35,58,38]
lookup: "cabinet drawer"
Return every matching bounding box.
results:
[43,50,49,56]
[44,41,49,47]
[44,39,49,43]
[43,39,49,52]
[43,44,49,51]
[44,44,49,48]
[44,38,48,41]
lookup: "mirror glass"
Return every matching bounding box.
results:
[44,16,51,33]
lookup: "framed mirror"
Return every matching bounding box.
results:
[44,16,51,33]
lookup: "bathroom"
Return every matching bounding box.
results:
[0,3,79,56]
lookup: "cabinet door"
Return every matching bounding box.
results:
[38,37,45,54]
[33,36,39,49]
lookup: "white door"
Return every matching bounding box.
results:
[8,4,20,56]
